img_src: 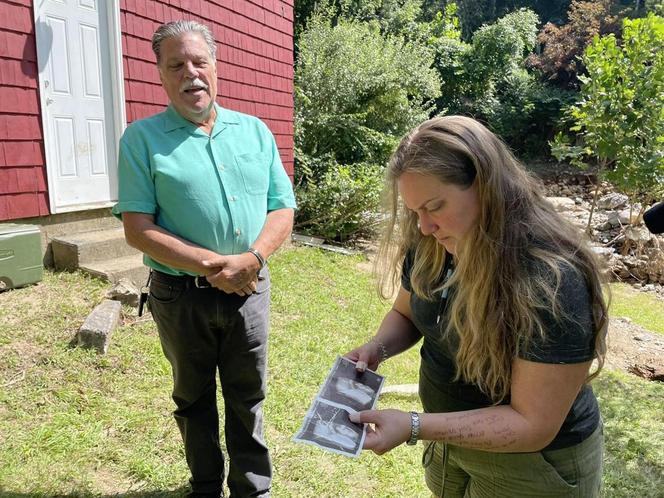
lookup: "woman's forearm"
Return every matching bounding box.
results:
[420,405,551,453]
[374,308,422,358]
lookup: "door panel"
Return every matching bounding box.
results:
[35,0,120,212]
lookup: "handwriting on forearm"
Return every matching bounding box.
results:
[431,411,519,450]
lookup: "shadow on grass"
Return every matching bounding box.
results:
[0,488,189,498]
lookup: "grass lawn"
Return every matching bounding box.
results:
[0,246,662,497]
[609,283,664,336]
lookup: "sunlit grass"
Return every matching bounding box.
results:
[609,282,664,335]
[0,247,662,496]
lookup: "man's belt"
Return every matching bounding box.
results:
[151,270,212,288]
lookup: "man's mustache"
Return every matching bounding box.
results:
[180,78,208,92]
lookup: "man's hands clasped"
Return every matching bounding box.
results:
[201,252,261,296]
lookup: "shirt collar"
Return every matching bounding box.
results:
[163,102,240,133]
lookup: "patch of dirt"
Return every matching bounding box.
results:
[607,317,664,380]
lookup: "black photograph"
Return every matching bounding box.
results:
[293,356,385,457]
[294,400,365,456]
[318,356,384,412]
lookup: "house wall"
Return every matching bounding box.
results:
[120,0,295,174]
[0,0,49,220]
[0,0,295,222]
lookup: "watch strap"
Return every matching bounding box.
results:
[407,411,421,445]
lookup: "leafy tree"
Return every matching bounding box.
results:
[435,8,567,154]
[552,14,664,230]
[646,0,664,14]
[527,0,627,89]
[468,7,539,90]
[433,7,538,110]
[295,15,440,166]
[448,0,571,39]
[294,15,440,240]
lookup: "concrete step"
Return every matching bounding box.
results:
[52,227,138,270]
[80,253,150,287]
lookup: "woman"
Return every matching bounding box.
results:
[344,116,608,497]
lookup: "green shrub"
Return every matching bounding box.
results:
[294,13,440,241]
[294,160,384,242]
[295,14,440,166]
[477,69,576,155]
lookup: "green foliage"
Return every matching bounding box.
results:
[647,0,664,15]
[295,15,440,166]
[555,14,664,202]
[294,13,440,240]
[453,0,571,39]
[431,8,567,154]
[466,8,540,95]
[477,70,577,154]
[428,2,463,41]
[339,0,427,37]
[294,160,384,241]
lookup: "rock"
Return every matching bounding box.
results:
[607,212,622,228]
[617,209,636,225]
[606,210,635,227]
[591,246,615,259]
[106,278,140,307]
[547,197,576,212]
[292,233,325,246]
[623,226,652,244]
[76,300,122,354]
[597,192,628,210]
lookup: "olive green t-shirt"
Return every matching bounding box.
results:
[402,251,600,450]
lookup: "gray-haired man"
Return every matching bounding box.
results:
[113,20,295,498]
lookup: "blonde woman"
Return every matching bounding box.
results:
[344,116,608,497]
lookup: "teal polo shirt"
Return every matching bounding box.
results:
[112,103,296,276]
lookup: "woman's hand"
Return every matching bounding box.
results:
[343,341,382,372]
[349,409,412,455]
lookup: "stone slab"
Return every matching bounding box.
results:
[76,299,122,354]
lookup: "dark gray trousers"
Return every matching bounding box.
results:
[149,270,272,498]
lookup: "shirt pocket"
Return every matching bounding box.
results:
[235,152,270,195]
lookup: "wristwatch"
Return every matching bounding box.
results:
[406,411,421,445]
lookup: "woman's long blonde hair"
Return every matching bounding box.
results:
[378,116,608,403]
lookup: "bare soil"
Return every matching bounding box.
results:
[607,317,664,380]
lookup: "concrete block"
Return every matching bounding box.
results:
[52,227,136,269]
[81,253,150,287]
[106,278,140,307]
[76,299,122,354]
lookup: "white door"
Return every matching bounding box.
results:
[34,0,124,213]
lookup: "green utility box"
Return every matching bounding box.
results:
[0,223,43,290]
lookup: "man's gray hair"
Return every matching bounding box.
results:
[152,20,217,64]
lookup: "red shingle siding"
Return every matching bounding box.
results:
[120,0,295,176]
[0,0,48,220]
[0,0,294,220]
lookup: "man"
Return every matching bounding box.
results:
[112,20,296,498]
